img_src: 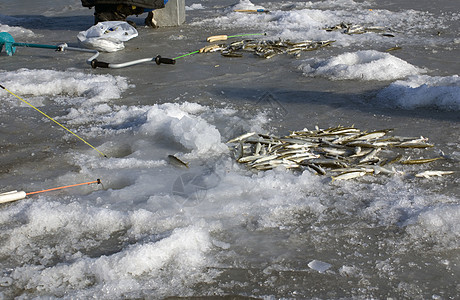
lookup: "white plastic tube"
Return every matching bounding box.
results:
[0,191,27,204]
[60,45,100,65]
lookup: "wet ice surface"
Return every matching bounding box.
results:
[0,0,460,298]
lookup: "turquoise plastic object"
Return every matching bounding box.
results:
[0,32,16,56]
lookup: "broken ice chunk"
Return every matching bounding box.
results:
[308,260,331,273]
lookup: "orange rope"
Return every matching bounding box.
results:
[26,179,101,196]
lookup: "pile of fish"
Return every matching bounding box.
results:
[227,125,454,180]
[200,39,335,59]
[324,22,395,37]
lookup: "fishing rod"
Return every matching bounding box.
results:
[0,32,100,66]
[0,179,102,204]
[0,32,175,69]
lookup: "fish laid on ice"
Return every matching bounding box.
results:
[204,38,335,60]
[415,170,454,178]
[199,44,226,53]
[227,132,256,143]
[168,155,189,168]
[358,148,381,164]
[397,137,433,148]
[331,171,368,181]
[324,22,394,36]
[227,125,450,180]
[238,155,264,163]
[400,157,443,164]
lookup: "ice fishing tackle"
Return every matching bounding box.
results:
[0,32,176,69]
[0,32,100,66]
[0,179,102,204]
[90,55,176,69]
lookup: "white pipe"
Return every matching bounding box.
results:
[63,45,155,68]
[57,44,100,66]
[104,57,156,68]
[0,191,27,204]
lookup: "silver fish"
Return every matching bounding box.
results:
[415,170,454,178]
[331,170,367,181]
[168,155,189,168]
[400,157,443,165]
[227,132,256,143]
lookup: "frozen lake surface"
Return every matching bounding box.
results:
[1,0,459,298]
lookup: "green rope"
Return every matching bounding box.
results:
[173,50,200,60]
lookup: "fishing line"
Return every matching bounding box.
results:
[26,179,102,196]
[172,50,200,60]
[0,84,107,157]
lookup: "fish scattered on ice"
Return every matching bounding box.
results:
[227,125,449,181]
[324,22,395,36]
[203,38,335,59]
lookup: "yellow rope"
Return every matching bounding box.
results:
[1,84,107,157]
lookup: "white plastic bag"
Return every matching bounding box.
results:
[77,21,138,52]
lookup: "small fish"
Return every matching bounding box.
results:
[400,157,443,165]
[168,155,189,168]
[221,51,243,57]
[396,142,434,148]
[320,147,350,156]
[238,155,263,163]
[328,127,360,134]
[199,44,224,53]
[251,154,279,165]
[385,46,402,52]
[365,26,387,32]
[380,154,402,165]
[350,147,373,158]
[415,170,454,178]
[355,130,391,141]
[308,158,348,168]
[227,132,256,143]
[359,148,381,164]
[283,153,320,163]
[368,165,396,175]
[345,141,379,148]
[304,163,326,175]
[397,137,433,148]
[331,171,367,181]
